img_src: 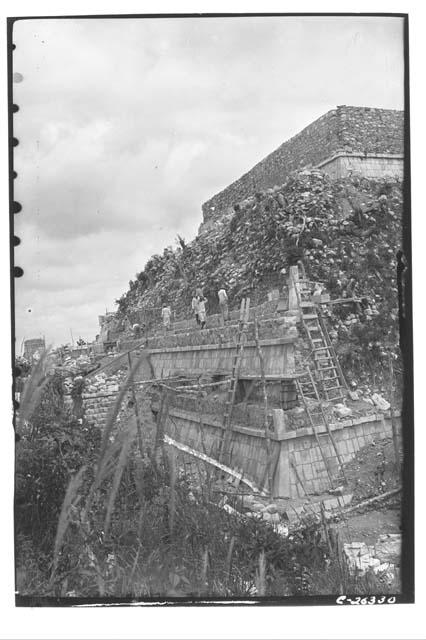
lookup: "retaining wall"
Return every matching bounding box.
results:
[147,316,296,350]
[164,407,401,499]
[165,407,277,490]
[278,413,398,498]
[124,300,283,343]
[79,371,125,429]
[149,337,296,379]
[147,316,297,379]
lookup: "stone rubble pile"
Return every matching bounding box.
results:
[343,533,401,582]
[234,491,354,534]
[59,353,94,376]
[114,170,401,388]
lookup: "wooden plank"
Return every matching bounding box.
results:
[163,434,268,496]
[253,316,273,495]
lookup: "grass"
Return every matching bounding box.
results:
[15,349,401,599]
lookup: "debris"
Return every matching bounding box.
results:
[328,486,345,496]
[264,503,278,514]
[374,533,402,563]
[371,393,391,412]
[333,403,352,418]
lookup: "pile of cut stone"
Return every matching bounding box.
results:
[343,533,401,585]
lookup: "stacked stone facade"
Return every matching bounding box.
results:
[202,105,404,226]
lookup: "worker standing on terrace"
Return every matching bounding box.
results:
[192,292,200,326]
[196,294,207,329]
[218,286,229,326]
[161,304,172,331]
[132,323,141,338]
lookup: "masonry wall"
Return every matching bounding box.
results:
[70,348,153,430]
[202,106,404,225]
[164,408,401,498]
[319,154,404,180]
[124,300,282,347]
[149,339,296,379]
[80,371,125,429]
[165,407,276,491]
[147,316,296,350]
[282,414,398,498]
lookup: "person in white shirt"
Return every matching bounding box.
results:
[196,295,207,329]
[132,323,141,338]
[161,305,172,330]
[191,293,200,325]
[218,287,228,325]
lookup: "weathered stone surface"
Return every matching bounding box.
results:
[201,106,404,227]
[371,393,391,412]
[265,503,278,514]
[374,534,401,564]
[333,404,352,419]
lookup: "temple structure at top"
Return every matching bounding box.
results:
[201,105,404,231]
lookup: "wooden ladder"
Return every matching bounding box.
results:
[296,367,347,487]
[296,276,348,402]
[217,298,250,467]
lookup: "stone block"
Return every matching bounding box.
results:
[340,493,353,507]
[308,479,319,494]
[293,451,302,465]
[308,501,321,514]
[302,464,314,480]
[362,423,372,436]
[324,497,339,511]
[300,449,311,463]
[338,440,348,455]
[271,408,288,436]
[346,439,355,454]
[310,447,321,462]
[312,460,324,474]
[364,434,374,445]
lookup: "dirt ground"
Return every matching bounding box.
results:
[342,436,402,503]
[334,507,401,545]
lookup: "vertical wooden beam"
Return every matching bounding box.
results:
[272,440,290,498]
[288,266,300,310]
[127,351,143,457]
[253,316,272,495]
[388,351,400,473]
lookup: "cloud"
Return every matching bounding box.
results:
[12,16,404,346]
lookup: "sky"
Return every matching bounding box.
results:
[12,15,404,349]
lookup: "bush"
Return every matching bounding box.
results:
[15,372,101,551]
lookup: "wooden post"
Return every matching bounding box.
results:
[155,388,170,464]
[197,380,212,492]
[217,298,249,467]
[290,455,311,500]
[287,266,300,310]
[127,352,144,457]
[253,316,272,495]
[388,351,400,472]
[164,434,268,495]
